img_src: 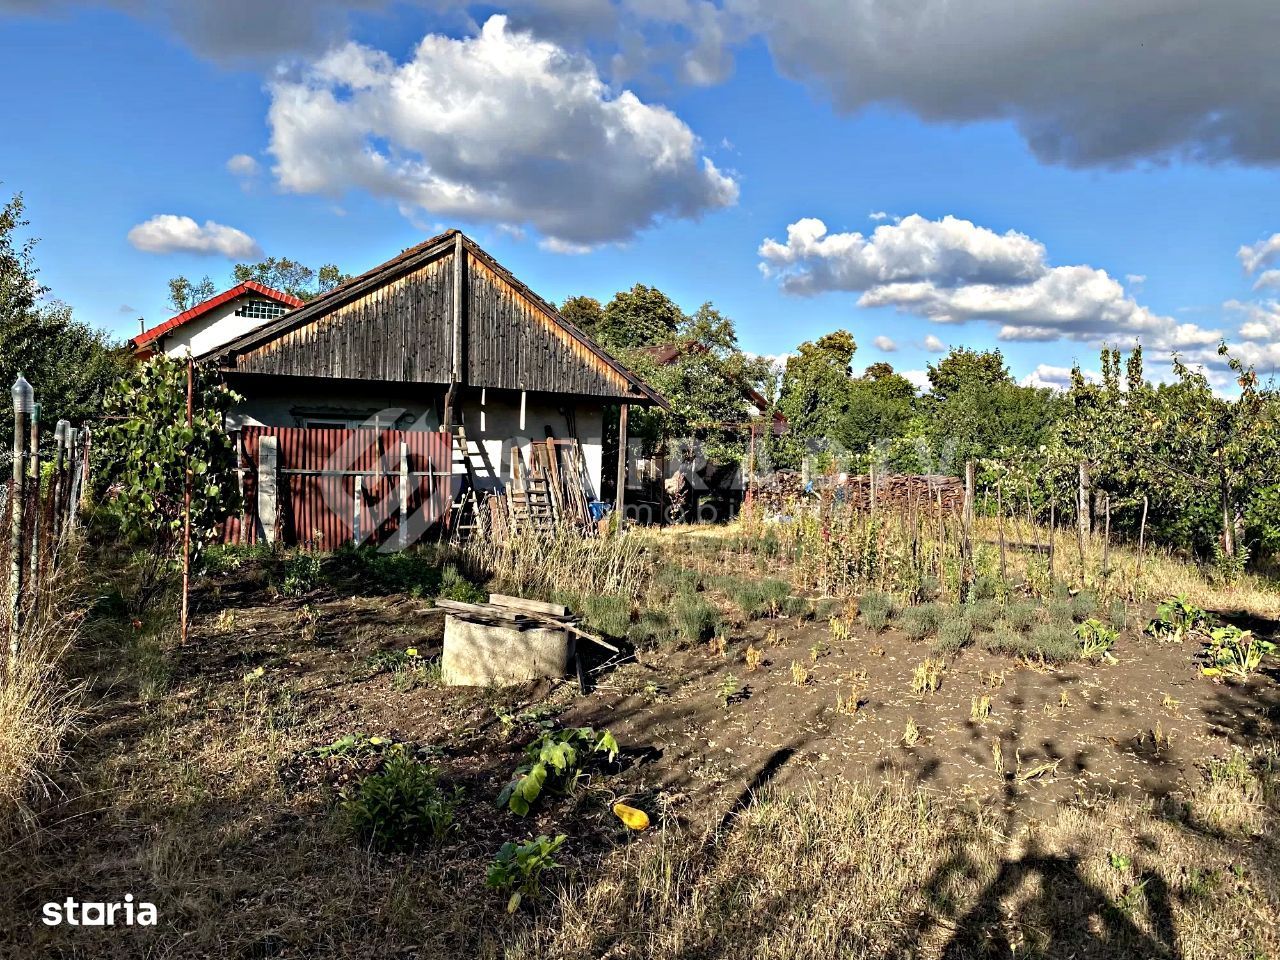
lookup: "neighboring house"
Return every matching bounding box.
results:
[131,281,305,360]
[133,230,664,518]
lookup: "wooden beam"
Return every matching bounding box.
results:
[444,232,465,429]
[615,403,629,521]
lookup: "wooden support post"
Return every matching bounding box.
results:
[962,460,975,558]
[443,231,466,430]
[1137,494,1149,583]
[398,440,410,550]
[64,427,79,538]
[258,436,280,545]
[180,359,193,645]
[1048,500,1056,584]
[997,483,1007,581]
[51,420,68,547]
[8,375,33,665]
[1102,494,1111,577]
[614,403,629,523]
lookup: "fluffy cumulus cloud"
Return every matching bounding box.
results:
[127,214,262,258]
[759,214,1223,352]
[1238,232,1280,290]
[923,334,946,352]
[872,335,896,352]
[265,15,737,248]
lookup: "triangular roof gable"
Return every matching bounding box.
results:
[207,231,665,406]
[132,281,305,353]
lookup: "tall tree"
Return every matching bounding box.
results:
[560,295,606,342]
[926,346,1011,399]
[0,190,129,450]
[167,275,217,313]
[598,284,685,351]
[777,330,858,465]
[166,256,350,314]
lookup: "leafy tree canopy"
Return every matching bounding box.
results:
[167,257,350,313]
[0,190,130,451]
[560,295,606,342]
[926,346,1012,399]
[598,284,685,352]
[776,331,858,464]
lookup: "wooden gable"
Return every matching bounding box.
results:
[210,232,663,406]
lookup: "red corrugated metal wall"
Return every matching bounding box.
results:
[224,427,452,549]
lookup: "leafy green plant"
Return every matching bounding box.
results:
[498,727,620,816]
[340,752,462,851]
[716,674,743,710]
[307,732,397,759]
[1146,595,1213,643]
[1201,625,1276,680]
[580,592,633,637]
[1027,624,1079,663]
[97,354,242,559]
[486,835,566,913]
[281,551,324,597]
[857,591,894,631]
[1075,618,1119,661]
[1069,591,1098,621]
[438,563,487,602]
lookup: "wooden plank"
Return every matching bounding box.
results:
[489,594,568,617]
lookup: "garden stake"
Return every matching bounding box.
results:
[8,375,33,665]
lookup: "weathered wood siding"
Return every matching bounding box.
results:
[465,254,630,398]
[233,253,455,382]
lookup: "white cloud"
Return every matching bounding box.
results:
[923,334,946,352]
[759,214,1222,352]
[226,153,260,177]
[127,214,262,258]
[1239,233,1280,275]
[1020,363,1100,391]
[900,369,931,392]
[868,210,888,221]
[872,335,896,352]
[266,15,737,249]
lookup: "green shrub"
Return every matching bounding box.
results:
[1047,599,1074,625]
[1027,624,1079,662]
[1202,625,1277,680]
[932,617,973,656]
[1106,598,1129,631]
[965,599,1001,630]
[438,563,487,603]
[341,753,462,851]
[980,624,1027,657]
[580,593,632,637]
[280,551,324,597]
[899,602,942,640]
[858,591,894,631]
[655,564,701,597]
[1070,591,1098,621]
[1075,618,1119,661]
[627,610,676,649]
[672,594,722,645]
[812,598,842,621]
[1002,599,1041,631]
[969,573,1001,601]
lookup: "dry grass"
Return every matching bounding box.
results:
[505,759,1280,960]
[0,556,84,832]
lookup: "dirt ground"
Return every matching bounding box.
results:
[2,535,1278,958]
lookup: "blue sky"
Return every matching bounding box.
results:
[3,1,1280,390]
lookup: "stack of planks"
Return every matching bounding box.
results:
[505,438,595,537]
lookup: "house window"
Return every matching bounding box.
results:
[303,418,354,430]
[234,299,289,321]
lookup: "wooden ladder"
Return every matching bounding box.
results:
[448,426,482,539]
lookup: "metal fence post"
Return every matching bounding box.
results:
[258,436,280,544]
[28,403,41,586]
[8,375,33,664]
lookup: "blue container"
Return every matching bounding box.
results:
[588,501,611,522]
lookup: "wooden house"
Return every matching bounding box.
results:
[132,230,665,543]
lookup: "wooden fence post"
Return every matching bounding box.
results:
[1102,494,1111,577]
[962,460,975,559]
[258,436,280,545]
[180,360,193,645]
[614,404,628,524]
[997,483,1007,581]
[1048,500,1056,584]
[51,420,68,546]
[8,375,33,664]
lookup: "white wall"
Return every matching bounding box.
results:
[160,297,285,358]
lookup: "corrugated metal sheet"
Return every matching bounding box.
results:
[226,426,452,550]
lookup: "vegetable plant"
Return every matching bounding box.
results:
[1201,625,1276,680]
[1145,595,1212,644]
[1075,618,1119,661]
[497,726,619,816]
[486,834,566,913]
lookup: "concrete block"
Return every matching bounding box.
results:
[441,614,574,686]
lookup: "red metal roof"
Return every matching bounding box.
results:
[130,281,305,354]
